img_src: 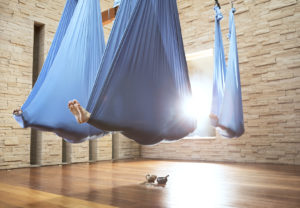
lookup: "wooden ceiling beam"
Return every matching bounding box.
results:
[101,6,119,25]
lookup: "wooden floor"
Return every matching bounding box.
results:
[0,160,299,208]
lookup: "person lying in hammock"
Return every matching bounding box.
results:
[67,100,90,123]
[13,99,90,124]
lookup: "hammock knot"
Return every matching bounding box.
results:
[231,7,236,14]
[214,5,223,21]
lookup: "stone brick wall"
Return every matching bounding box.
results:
[113,133,140,160]
[1,0,299,169]
[41,132,62,165]
[141,0,300,165]
[97,134,113,161]
[0,0,68,169]
[0,0,140,169]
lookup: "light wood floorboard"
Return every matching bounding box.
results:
[0,160,299,208]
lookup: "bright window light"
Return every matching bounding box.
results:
[183,49,215,138]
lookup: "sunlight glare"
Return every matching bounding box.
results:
[182,77,212,126]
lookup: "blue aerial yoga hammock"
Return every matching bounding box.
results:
[14,0,106,143]
[210,6,244,138]
[14,0,196,145]
[86,0,196,144]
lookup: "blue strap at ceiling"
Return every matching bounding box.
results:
[113,0,122,8]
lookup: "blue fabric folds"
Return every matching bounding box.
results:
[15,0,106,143]
[210,6,244,138]
[87,0,196,145]
[15,0,196,144]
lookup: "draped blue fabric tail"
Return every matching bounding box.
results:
[210,6,244,138]
[210,6,226,127]
[14,0,106,143]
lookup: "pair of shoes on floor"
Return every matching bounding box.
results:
[146,174,169,184]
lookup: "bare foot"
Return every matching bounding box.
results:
[68,100,78,119]
[13,109,22,116]
[68,99,90,123]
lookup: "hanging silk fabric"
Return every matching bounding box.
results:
[14,0,106,143]
[86,0,196,145]
[210,6,244,138]
[14,0,196,144]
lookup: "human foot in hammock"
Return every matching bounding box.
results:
[68,99,90,124]
[13,109,22,116]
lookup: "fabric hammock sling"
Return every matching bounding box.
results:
[14,0,106,143]
[210,6,244,138]
[14,0,196,145]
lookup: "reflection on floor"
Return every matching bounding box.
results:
[0,160,299,208]
[0,183,116,208]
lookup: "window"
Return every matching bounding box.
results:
[184,49,216,138]
[30,22,45,165]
